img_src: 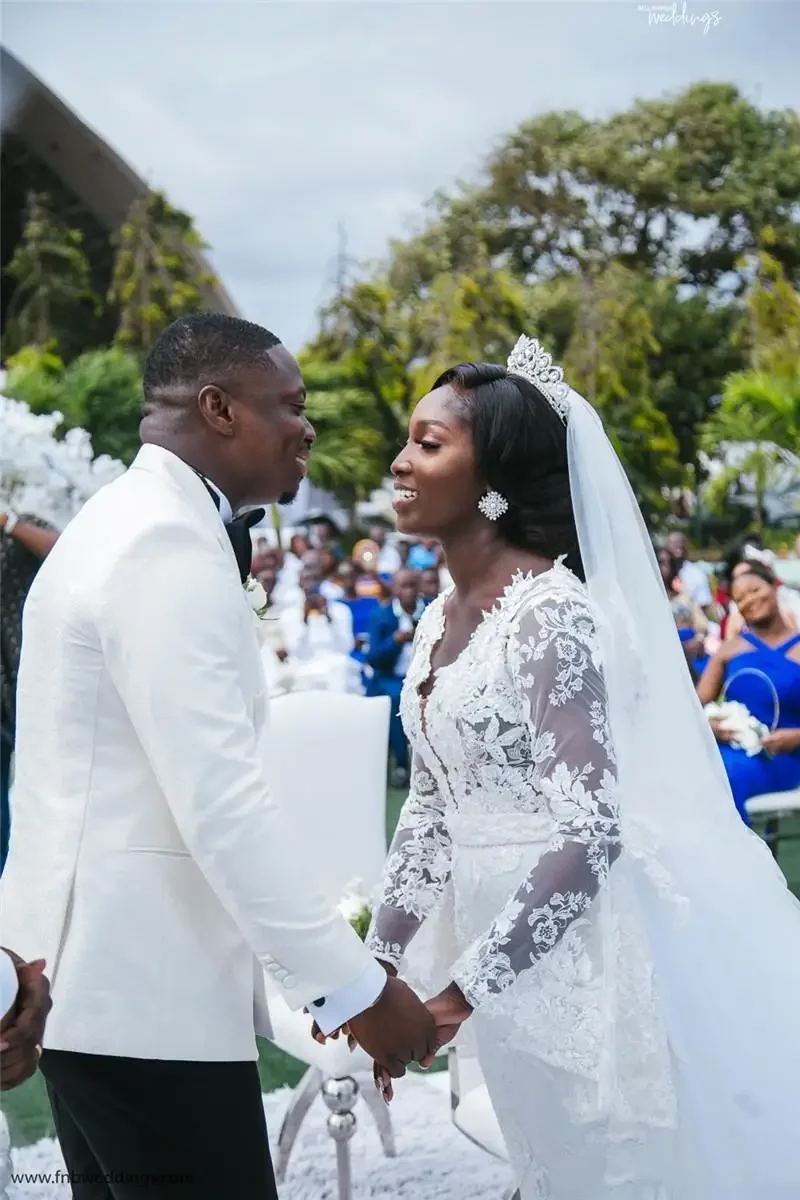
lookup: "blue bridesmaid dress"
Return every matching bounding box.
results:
[719,632,800,822]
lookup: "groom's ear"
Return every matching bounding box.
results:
[198,384,236,437]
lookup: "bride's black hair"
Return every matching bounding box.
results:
[432,361,585,582]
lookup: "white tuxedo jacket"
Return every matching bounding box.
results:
[0,446,376,1060]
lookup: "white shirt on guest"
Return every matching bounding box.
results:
[679,560,712,608]
[282,598,354,661]
[377,543,402,577]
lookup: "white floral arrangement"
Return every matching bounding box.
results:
[704,700,769,757]
[338,877,372,941]
[244,574,269,618]
[0,395,125,529]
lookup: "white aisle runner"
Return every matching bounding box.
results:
[9,1074,512,1199]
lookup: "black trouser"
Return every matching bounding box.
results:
[40,1050,277,1199]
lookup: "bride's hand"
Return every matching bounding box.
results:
[420,982,473,1068]
[374,1060,394,1103]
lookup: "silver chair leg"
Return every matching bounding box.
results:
[322,1077,359,1200]
[274,1065,322,1182]
[361,1075,397,1157]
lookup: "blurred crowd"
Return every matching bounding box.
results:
[250,519,450,787]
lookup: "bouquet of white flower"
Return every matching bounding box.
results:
[338,878,372,941]
[704,700,769,757]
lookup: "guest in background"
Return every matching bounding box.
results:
[251,536,280,578]
[351,539,385,599]
[319,547,342,598]
[665,532,713,613]
[278,532,310,595]
[0,512,59,873]
[366,569,424,787]
[309,516,342,561]
[336,561,381,662]
[406,537,440,572]
[420,566,442,604]
[369,522,402,580]
[255,563,293,696]
[698,562,800,823]
[281,561,361,693]
[658,549,709,679]
[724,541,800,640]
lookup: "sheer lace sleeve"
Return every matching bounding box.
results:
[366,754,451,970]
[451,590,621,1009]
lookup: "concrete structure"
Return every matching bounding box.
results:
[1,47,238,337]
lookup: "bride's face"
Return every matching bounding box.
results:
[391,385,482,537]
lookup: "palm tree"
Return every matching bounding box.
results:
[4,192,97,357]
[700,368,800,533]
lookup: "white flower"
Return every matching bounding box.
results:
[244,575,268,618]
[338,877,371,921]
[705,700,769,757]
[338,878,372,939]
[0,395,125,529]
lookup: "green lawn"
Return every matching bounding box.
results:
[4,788,798,1147]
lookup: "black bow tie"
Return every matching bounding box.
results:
[198,476,264,583]
[226,509,265,583]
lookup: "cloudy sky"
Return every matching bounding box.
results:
[4,1,798,350]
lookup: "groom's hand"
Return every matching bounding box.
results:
[347,976,437,1078]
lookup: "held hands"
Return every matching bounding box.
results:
[374,981,473,1104]
[310,962,438,1080]
[0,953,52,1091]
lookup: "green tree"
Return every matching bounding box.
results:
[58,348,144,463]
[564,264,684,520]
[465,83,800,289]
[307,279,417,451]
[700,385,798,535]
[4,344,66,414]
[411,261,529,390]
[3,192,100,359]
[299,356,387,510]
[700,252,800,531]
[108,190,218,356]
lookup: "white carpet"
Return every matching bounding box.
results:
[8,1075,512,1199]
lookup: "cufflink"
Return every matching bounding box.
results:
[312,997,325,1008]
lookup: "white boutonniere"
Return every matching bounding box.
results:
[338,877,372,941]
[244,574,269,619]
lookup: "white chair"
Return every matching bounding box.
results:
[263,692,393,1200]
[448,1047,518,1199]
[746,788,800,865]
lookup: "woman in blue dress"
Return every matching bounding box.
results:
[698,561,800,822]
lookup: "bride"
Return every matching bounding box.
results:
[363,338,800,1198]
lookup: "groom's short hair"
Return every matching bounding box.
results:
[143,314,282,403]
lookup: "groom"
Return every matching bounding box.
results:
[0,314,437,1198]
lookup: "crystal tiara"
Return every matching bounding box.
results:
[506,335,571,422]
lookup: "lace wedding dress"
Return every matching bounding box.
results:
[367,564,685,1199]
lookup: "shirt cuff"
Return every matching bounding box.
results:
[309,958,386,1036]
